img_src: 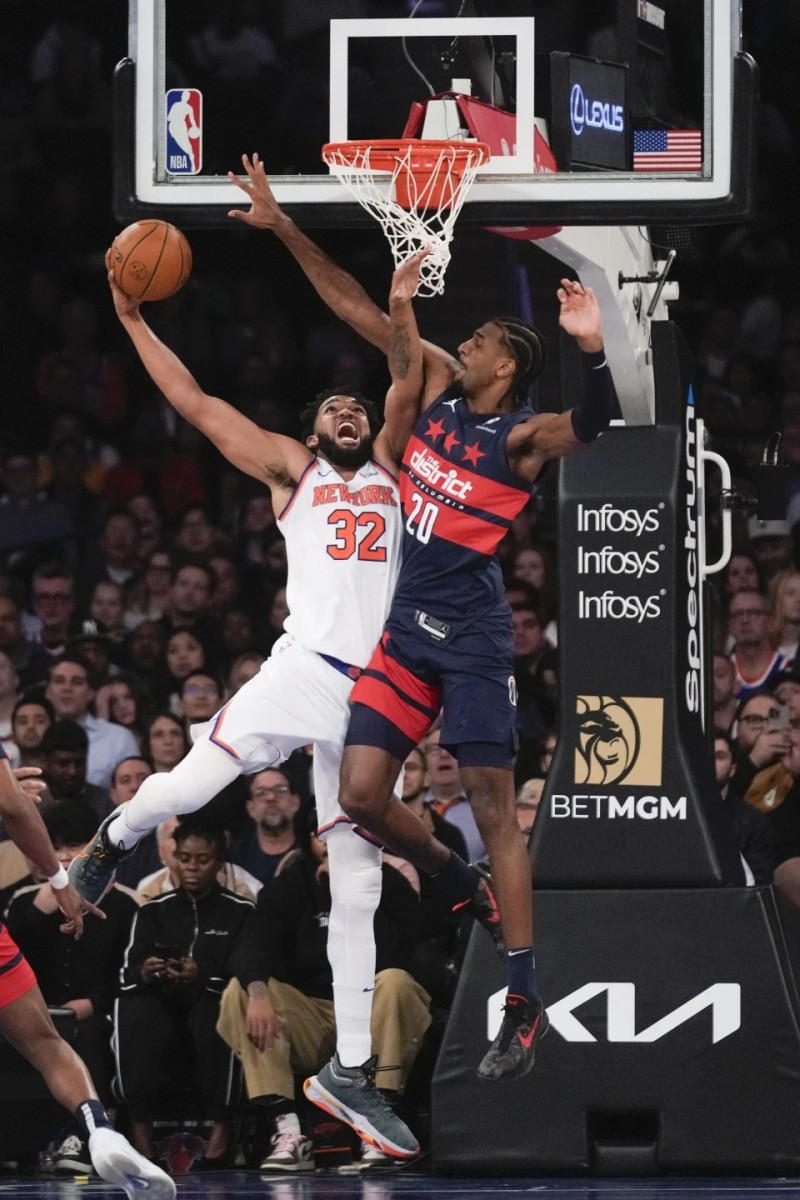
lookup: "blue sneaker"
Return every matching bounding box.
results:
[67,813,134,905]
[304,1054,419,1160]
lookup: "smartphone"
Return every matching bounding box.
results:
[769,704,790,731]
[154,944,181,961]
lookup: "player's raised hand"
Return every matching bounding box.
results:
[53,882,106,940]
[390,249,431,304]
[557,278,604,353]
[227,153,282,229]
[12,766,46,802]
[105,249,141,319]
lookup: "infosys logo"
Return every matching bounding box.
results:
[577,545,661,579]
[578,591,662,622]
[409,448,473,500]
[577,503,661,536]
[570,84,625,136]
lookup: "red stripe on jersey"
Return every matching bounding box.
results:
[404,482,519,554]
[403,434,529,519]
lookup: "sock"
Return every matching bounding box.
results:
[74,1099,112,1141]
[105,739,243,849]
[326,828,381,1068]
[429,851,478,906]
[506,947,539,1004]
[275,1112,301,1136]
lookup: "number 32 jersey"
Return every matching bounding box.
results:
[395,388,535,626]
[277,456,403,667]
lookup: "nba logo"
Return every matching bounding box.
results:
[165,88,202,175]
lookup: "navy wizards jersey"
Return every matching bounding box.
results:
[394,387,535,625]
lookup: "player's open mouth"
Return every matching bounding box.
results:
[337,420,359,443]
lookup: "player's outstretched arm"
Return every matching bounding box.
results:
[105,253,310,488]
[227,154,457,403]
[376,251,428,467]
[508,279,611,479]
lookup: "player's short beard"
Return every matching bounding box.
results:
[315,431,374,470]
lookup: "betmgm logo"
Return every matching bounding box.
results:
[574,695,664,787]
[487,983,741,1045]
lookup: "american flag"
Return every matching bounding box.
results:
[633,129,702,171]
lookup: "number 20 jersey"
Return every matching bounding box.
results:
[277,456,403,667]
[395,388,535,626]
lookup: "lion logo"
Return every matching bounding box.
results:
[575,694,641,786]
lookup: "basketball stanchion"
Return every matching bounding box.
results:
[322,139,490,297]
[432,321,800,1174]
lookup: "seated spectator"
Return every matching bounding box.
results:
[0,650,21,765]
[126,495,164,561]
[163,627,211,713]
[229,768,300,886]
[94,671,150,748]
[508,544,558,644]
[46,437,107,551]
[178,670,224,727]
[6,801,138,1173]
[228,652,264,694]
[159,562,221,652]
[209,553,243,618]
[87,580,127,645]
[11,695,54,767]
[144,712,190,774]
[510,585,557,749]
[774,667,800,709]
[421,728,485,863]
[123,619,167,691]
[747,517,793,585]
[82,510,141,597]
[216,817,430,1171]
[731,690,792,801]
[115,821,257,1167]
[0,591,52,687]
[124,548,173,630]
[136,816,261,903]
[728,588,788,698]
[516,778,544,839]
[769,568,800,663]
[750,696,800,907]
[713,652,739,734]
[108,756,163,889]
[0,452,74,574]
[714,732,773,886]
[40,719,112,824]
[29,562,81,662]
[173,504,220,559]
[222,609,258,663]
[67,623,117,688]
[45,655,139,788]
[401,747,467,1008]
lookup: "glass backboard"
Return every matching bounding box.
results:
[116,0,756,228]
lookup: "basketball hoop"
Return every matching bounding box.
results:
[322,139,490,297]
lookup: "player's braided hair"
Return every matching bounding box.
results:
[300,387,382,443]
[492,317,546,402]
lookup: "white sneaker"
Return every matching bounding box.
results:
[360,1140,393,1168]
[88,1127,176,1200]
[260,1128,314,1172]
[53,1133,93,1174]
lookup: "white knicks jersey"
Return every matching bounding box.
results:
[277,456,403,667]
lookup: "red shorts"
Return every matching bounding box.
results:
[0,924,36,1008]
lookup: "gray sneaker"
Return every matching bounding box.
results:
[304,1055,419,1160]
[67,812,135,905]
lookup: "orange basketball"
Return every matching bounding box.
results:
[111,220,192,302]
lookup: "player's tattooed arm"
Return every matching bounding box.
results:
[228,155,456,403]
[377,253,427,467]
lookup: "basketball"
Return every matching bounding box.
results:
[111,220,192,302]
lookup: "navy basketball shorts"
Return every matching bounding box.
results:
[347,610,518,770]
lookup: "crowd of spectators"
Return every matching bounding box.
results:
[2,0,800,1179]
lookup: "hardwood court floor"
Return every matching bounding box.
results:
[5,1171,800,1200]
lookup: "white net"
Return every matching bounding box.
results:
[322,140,490,298]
